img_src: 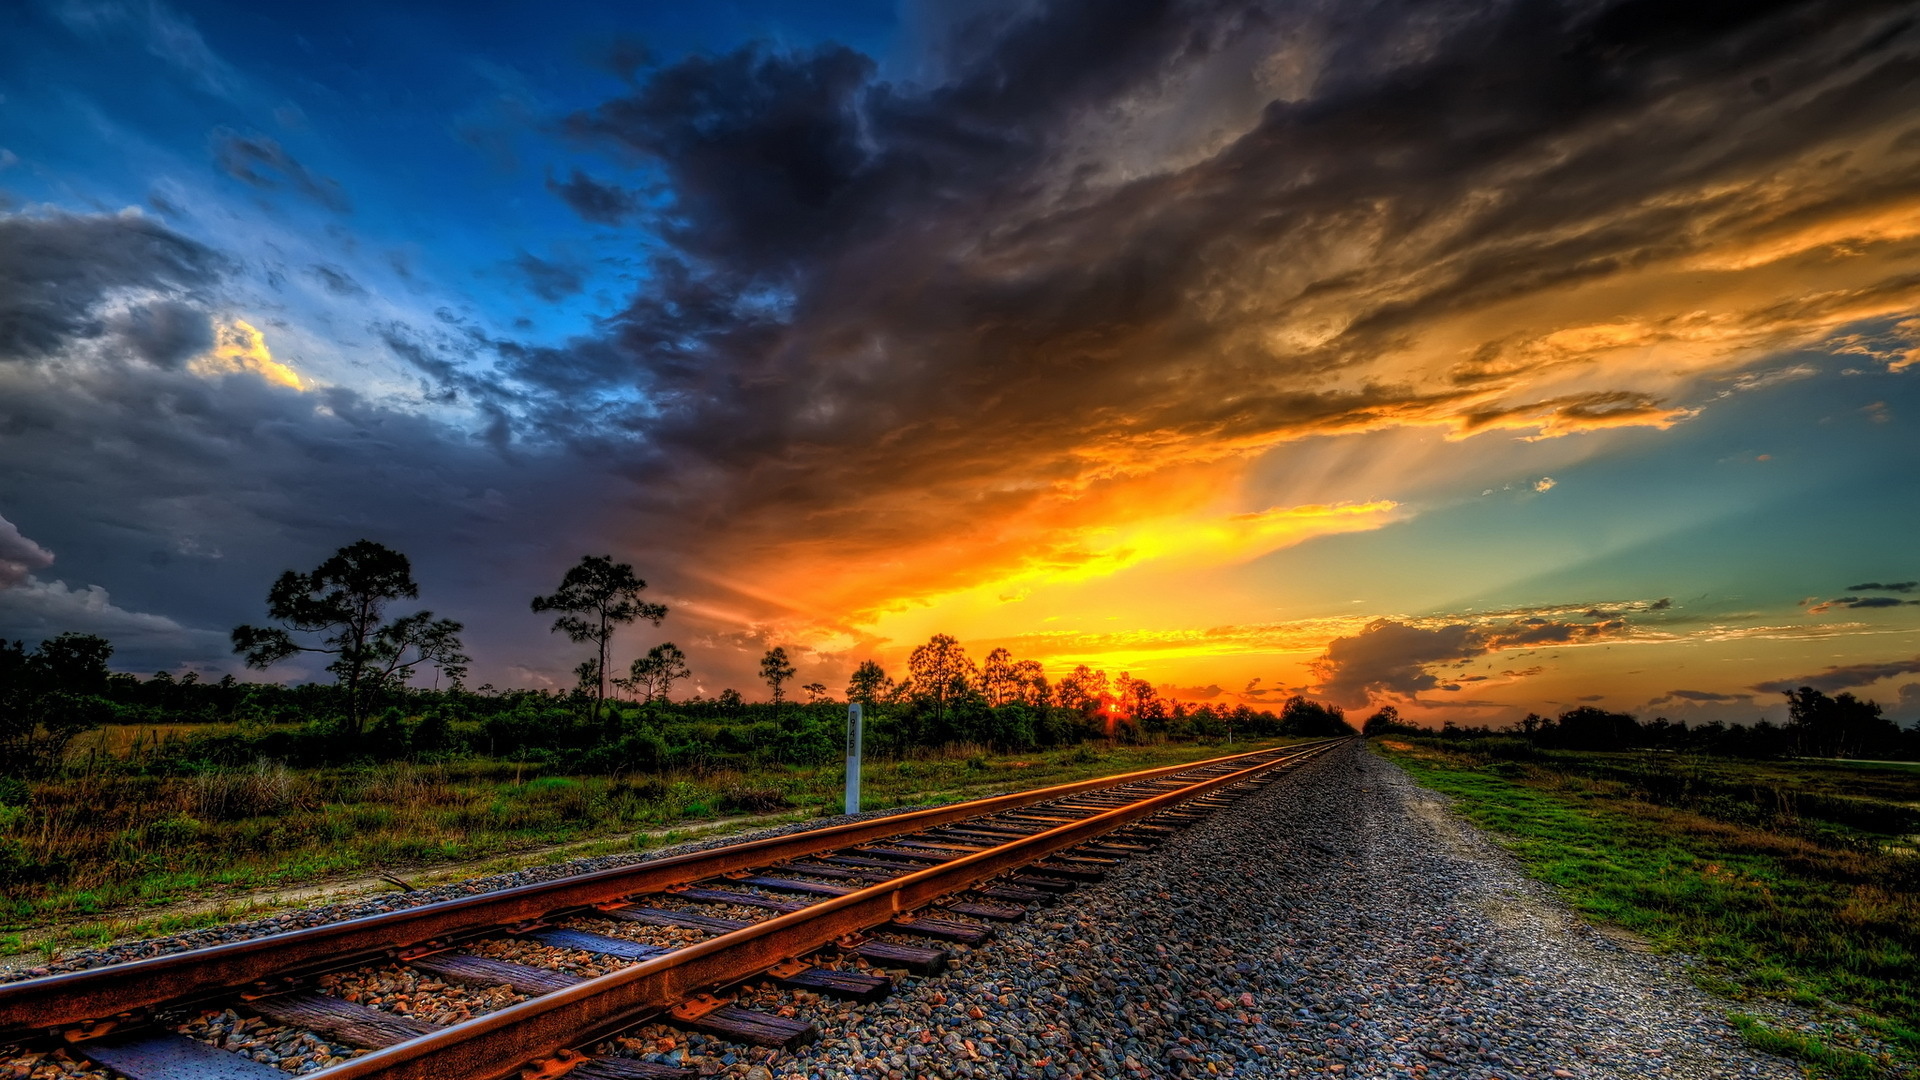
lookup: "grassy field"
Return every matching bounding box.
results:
[0,733,1298,961]
[1377,738,1920,1079]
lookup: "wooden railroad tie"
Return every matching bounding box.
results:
[570,1057,700,1080]
[248,990,437,1049]
[81,1031,287,1080]
[763,958,892,1003]
[594,906,754,934]
[667,994,816,1050]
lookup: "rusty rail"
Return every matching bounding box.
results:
[309,738,1342,1080]
[0,739,1336,1038]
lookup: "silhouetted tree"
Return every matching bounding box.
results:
[845,660,893,710]
[908,634,977,736]
[1546,706,1641,750]
[532,556,666,724]
[981,648,1019,706]
[0,633,117,777]
[622,642,691,703]
[1362,704,1415,737]
[1280,695,1354,737]
[1118,673,1157,723]
[232,540,467,734]
[1010,659,1051,708]
[1783,686,1901,758]
[760,647,796,721]
[1055,664,1110,716]
[802,682,831,703]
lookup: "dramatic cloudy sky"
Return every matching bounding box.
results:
[4,0,1920,725]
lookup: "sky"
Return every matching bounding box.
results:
[3,0,1919,727]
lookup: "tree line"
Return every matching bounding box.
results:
[1361,691,1920,761]
[2,539,1355,778]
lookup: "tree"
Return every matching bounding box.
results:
[1055,664,1110,715]
[845,660,893,709]
[622,642,691,703]
[1279,695,1354,737]
[1548,706,1641,750]
[1,633,117,778]
[760,647,796,719]
[981,648,1019,706]
[1118,673,1157,722]
[1362,704,1413,737]
[908,634,978,733]
[802,682,831,704]
[532,556,667,724]
[232,540,468,734]
[1010,659,1051,708]
[1783,687,1901,758]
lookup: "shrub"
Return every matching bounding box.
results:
[143,814,205,847]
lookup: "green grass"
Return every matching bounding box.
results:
[1,737,1296,960]
[1731,1014,1887,1079]
[1377,739,1920,1078]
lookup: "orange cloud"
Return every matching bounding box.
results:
[189,319,305,390]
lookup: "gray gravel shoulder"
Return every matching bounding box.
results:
[757,741,1799,1080]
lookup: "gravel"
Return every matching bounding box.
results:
[4,744,1826,1079]
[718,742,1803,1079]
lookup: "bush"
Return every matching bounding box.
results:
[143,814,205,847]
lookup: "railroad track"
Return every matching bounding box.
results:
[2,738,1345,1080]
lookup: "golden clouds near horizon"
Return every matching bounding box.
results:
[189,319,306,391]
[993,499,1402,590]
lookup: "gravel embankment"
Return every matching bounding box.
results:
[6,744,1813,1080]
[716,741,1800,1079]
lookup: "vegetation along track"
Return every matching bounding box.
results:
[1,739,1346,1080]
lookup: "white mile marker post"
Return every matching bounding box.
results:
[845,702,864,815]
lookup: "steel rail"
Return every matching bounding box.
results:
[0,738,1338,1036]
[309,738,1342,1080]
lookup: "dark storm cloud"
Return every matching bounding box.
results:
[1848,581,1918,591]
[211,129,352,213]
[1753,656,1920,694]
[546,169,641,225]
[564,42,876,270]
[510,0,1920,604]
[104,299,215,368]
[1311,614,1635,706]
[0,209,224,361]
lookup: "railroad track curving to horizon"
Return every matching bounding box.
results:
[1,738,1346,1080]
